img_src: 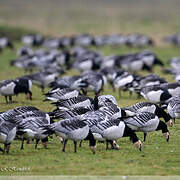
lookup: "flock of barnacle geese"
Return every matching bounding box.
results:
[0,33,180,154]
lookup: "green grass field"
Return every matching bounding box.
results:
[0,43,180,176]
[0,0,180,177]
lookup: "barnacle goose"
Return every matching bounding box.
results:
[167,95,180,123]
[43,118,92,153]
[23,70,58,92]
[140,85,172,104]
[123,112,170,142]
[44,88,80,102]
[123,102,173,127]
[15,110,51,149]
[0,120,17,154]
[83,117,142,152]
[81,71,106,95]
[160,82,180,97]
[0,78,32,103]
[52,95,93,110]
[0,37,14,50]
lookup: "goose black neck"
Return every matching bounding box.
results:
[123,125,139,143]
[156,120,168,133]
[155,106,171,122]
[93,95,99,111]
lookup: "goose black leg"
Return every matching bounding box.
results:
[5,143,10,153]
[35,139,40,149]
[174,118,175,124]
[106,140,109,150]
[9,96,12,103]
[20,138,25,150]
[144,133,147,142]
[74,141,77,153]
[5,96,8,103]
[62,139,68,152]
[0,146,4,153]
[129,91,132,98]
[79,140,83,148]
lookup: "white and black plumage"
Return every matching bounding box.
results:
[43,118,91,153]
[123,102,173,126]
[0,120,17,154]
[44,88,80,102]
[0,78,32,103]
[96,95,118,106]
[49,76,87,91]
[15,110,51,150]
[81,71,106,95]
[49,106,93,120]
[52,95,93,110]
[0,37,13,51]
[139,74,167,87]
[23,71,58,92]
[22,34,44,46]
[160,82,180,97]
[167,95,180,123]
[140,85,172,104]
[83,117,142,151]
[123,112,170,142]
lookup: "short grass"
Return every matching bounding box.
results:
[0,42,180,176]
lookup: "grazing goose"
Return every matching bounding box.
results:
[23,70,58,92]
[123,112,170,142]
[44,88,80,102]
[123,102,173,127]
[43,118,93,153]
[167,95,180,123]
[0,78,32,103]
[16,110,51,150]
[83,117,142,152]
[0,120,17,154]
[140,85,172,104]
[52,95,93,110]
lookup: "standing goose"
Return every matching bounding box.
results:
[81,71,105,95]
[23,70,58,92]
[140,85,172,104]
[123,112,170,142]
[44,88,80,102]
[123,102,173,127]
[0,78,32,103]
[43,118,93,153]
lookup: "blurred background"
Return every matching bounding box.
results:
[0,0,180,45]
